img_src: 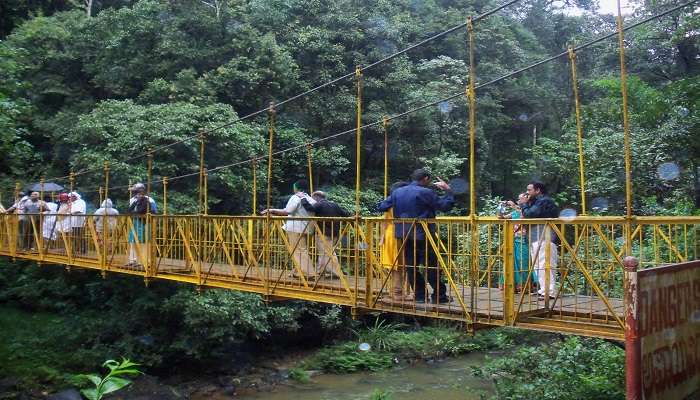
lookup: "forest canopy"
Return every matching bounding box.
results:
[0,0,698,215]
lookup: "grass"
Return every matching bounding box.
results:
[300,322,527,374]
[287,367,310,383]
[0,306,79,389]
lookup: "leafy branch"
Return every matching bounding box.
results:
[77,358,142,400]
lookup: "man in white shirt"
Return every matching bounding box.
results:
[261,179,317,279]
[70,192,87,255]
[6,192,29,250]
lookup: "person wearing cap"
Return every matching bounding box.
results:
[126,184,157,268]
[69,192,87,255]
[377,168,454,304]
[129,183,157,213]
[94,198,119,254]
[298,190,351,279]
[261,179,317,279]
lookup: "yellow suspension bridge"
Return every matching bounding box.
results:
[2,0,698,342]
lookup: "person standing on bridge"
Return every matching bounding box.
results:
[509,180,559,299]
[261,179,317,280]
[69,192,87,255]
[129,183,157,212]
[94,198,119,255]
[299,190,351,279]
[380,181,414,302]
[55,193,73,254]
[42,196,58,249]
[21,192,48,251]
[126,184,157,268]
[500,192,532,292]
[378,169,454,304]
[5,192,29,250]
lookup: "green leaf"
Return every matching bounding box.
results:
[78,374,103,387]
[80,388,98,400]
[100,376,133,395]
[109,368,141,377]
[102,359,118,370]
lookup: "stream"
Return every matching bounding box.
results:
[235,354,492,400]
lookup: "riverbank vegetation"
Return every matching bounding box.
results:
[0,0,697,398]
[474,336,625,400]
[1,260,626,400]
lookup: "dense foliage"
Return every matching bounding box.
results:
[0,0,697,213]
[474,336,625,399]
[0,260,347,389]
[0,0,697,395]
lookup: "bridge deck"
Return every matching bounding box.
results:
[6,247,625,339]
[4,213,692,341]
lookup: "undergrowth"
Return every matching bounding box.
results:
[300,320,531,374]
[473,336,625,400]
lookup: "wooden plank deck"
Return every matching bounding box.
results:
[4,247,625,337]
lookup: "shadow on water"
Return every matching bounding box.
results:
[238,354,492,400]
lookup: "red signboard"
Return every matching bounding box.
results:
[636,261,700,400]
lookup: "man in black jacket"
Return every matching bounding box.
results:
[521,180,559,299]
[300,191,351,278]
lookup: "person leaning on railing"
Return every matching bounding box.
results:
[5,192,29,250]
[41,196,58,249]
[54,193,73,254]
[260,179,318,279]
[299,190,351,279]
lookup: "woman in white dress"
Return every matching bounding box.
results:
[54,193,73,253]
[42,198,58,244]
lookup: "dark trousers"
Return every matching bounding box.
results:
[403,239,448,301]
[19,219,32,250]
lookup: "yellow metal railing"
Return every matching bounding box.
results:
[1,213,698,339]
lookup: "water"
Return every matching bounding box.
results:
[237,355,492,400]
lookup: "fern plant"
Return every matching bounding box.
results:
[353,318,405,352]
[77,358,141,400]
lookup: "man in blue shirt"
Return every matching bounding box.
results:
[378,169,454,303]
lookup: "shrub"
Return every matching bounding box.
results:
[303,343,394,373]
[473,336,625,400]
[287,367,310,383]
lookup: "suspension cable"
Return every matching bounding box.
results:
[38,0,523,185]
